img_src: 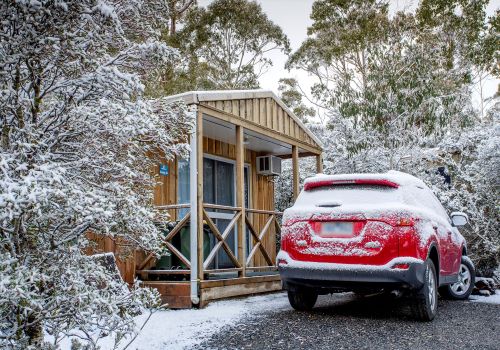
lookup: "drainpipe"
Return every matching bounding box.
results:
[189,107,200,305]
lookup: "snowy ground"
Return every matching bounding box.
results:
[470,290,500,305]
[54,292,290,350]
[50,289,500,349]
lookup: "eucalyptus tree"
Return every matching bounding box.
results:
[278,78,316,123]
[287,0,476,148]
[416,0,497,116]
[178,0,290,89]
[167,0,197,35]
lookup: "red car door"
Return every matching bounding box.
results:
[423,189,455,276]
[448,226,462,274]
[434,221,453,275]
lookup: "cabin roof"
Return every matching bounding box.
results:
[165,89,323,150]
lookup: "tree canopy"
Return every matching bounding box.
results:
[173,0,290,90]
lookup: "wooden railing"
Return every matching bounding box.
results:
[136,204,282,279]
[137,204,191,274]
[202,203,242,272]
[245,208,282,271]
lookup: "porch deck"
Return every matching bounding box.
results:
[136,204,283,308]
[143,273,282,308]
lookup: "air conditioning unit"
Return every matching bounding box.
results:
[256,155,282,176]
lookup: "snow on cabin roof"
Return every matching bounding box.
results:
[305,170,426,188]
[164,89,323,149]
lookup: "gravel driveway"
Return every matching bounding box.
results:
[197,292,500,350]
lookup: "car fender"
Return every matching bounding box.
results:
[425,240,442,284]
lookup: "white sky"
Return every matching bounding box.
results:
[198,0,500,113]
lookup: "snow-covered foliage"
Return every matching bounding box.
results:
[0,1,192,348]
[177,0,290,89]
[425,108,499,274]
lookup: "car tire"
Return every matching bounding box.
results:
[411,259,438,321]
[288,289,318,311]
[439,256,475,300]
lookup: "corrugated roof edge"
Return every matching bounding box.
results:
[163,89,323,149]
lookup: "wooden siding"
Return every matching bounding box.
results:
[200,98,319,151]
[142,281,192,309]
[153,158,178,215]
[86,233,136,284]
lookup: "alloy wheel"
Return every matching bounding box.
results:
[428,265,437,311]
[450,263,472,296]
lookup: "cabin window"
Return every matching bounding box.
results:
[176,156,250,269]
[177,159,190,219]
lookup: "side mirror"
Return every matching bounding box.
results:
[451,212,468,227]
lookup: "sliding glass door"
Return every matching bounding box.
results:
[204,158,236,268]
[178,156,250,269]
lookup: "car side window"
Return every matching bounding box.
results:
[408,185,449,222]
[424,188,450,222]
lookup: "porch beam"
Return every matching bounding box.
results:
[235,125,246,277]
[165,212,191,241]
[198,105,322,155]
[292,145,299,200]
[203,209,241,268]
[277,151,319,159]
[203,211,241,269]
[164,242,191,268]
[138,212,191,271]
[245,215,273,266]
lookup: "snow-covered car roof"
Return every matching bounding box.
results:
[290,171,451,228]
[304,170,426,189]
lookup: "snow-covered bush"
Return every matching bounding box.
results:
[0,1,192,348]
[424,109,499,275]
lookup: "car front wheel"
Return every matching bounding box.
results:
[411,259,438,321]
[288,289,318,311]
[439,256,475,300]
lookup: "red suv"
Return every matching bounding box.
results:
[277,171,475,321]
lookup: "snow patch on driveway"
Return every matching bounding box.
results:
[127,292,290,350]
[470,290,500,305]
[57,292,290,350]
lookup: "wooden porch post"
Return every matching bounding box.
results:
[292,145,299,200]
[236,125,246,277]
[316,153,323,174]
[189,112,199,305]
[196,109,204,281]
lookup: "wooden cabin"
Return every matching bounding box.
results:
[102,90,323,308]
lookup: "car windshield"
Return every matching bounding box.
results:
[295,184,403,207]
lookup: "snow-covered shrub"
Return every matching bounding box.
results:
[423,110,499,275]
[0,1,192,348]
